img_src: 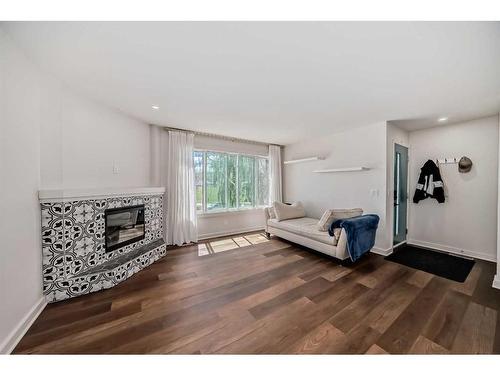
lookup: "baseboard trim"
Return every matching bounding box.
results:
[493,275,500,290]
[198,226,265,241]
[393,241,407,249]
[371,246,393,256]
[0,296,47,354]
[407,239,496,262]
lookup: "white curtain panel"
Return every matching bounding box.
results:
[166,131,198,245]
[269,144,283,203]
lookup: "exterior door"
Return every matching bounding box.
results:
[393,144,408,246]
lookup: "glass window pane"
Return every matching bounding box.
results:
[238,155,255,208]
[227,154,237,209]
[193,151,204,211]
[206,152,226,211]
[256,158,269,206]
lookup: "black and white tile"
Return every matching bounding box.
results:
[41,194,166,302]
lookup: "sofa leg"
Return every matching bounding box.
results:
[265,232,271,239]
[340,258,353,267]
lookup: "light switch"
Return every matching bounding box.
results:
[113,162,119,174]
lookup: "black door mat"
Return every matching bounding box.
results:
[385,244,475,283]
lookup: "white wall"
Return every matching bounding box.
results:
[40,86,151,190]
[8,28,151,191]
[197,209,265,240]
[0,29,44,353]
[497,114,500,286]
[0,28,152,352]
[408,116,499,261]
[283,122,390,251]
[150,125,162,186]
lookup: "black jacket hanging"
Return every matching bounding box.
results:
[413,160,445,203]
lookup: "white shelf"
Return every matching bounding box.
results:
[313,167,371,173]
[284,156,324,165]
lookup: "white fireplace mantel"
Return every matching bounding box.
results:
[38,187,166,202]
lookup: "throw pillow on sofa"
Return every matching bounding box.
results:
[333,228,342,241]
[273,201,306,221]
[266,207,276,219]
[317,208,363,231]
[317,210,335,231]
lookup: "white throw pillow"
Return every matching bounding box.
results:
[267,207,276,219]
[273,201,306,222]
[317,208,363,232]
[317,210,335,231]
[332,208,363,220]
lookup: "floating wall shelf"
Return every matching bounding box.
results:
[283,156,324,165]
[313,167,371,173]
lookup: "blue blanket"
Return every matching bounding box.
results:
[328,214,380,262]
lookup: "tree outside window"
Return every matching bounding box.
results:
[193,151,269,213]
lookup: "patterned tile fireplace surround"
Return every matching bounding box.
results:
[39,187,166,303]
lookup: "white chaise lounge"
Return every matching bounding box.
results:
[264,203,363,261]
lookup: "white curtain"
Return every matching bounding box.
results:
[166,131,198,245]
[269,144,283,203]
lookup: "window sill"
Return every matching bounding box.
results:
[197,207,266,218]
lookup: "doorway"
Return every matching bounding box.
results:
[393,143,408,246]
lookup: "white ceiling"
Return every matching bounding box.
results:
[3,22,500,144]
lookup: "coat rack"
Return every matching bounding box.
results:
[436,157,459,165]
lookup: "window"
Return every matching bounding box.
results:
[205,152,226,211]
[238,155,255,208]
[227,154,237,209]
[193,150,270,213]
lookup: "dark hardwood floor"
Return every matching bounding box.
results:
[14,233,500,354]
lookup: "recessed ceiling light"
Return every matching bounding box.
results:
[151,105,160,110]
[438,117,448,122]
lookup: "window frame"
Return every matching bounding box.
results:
[203,151,227,212]
[193,150,205,213]
[194,148,270,215]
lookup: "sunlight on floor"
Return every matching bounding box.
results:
[198,233,269,256]
[244,233,270,244]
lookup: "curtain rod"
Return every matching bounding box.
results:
[151,124,282,148]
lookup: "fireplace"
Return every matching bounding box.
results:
[39,187,166,302]
[105,205,145,252]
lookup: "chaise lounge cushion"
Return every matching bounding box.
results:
[267,217,338,245]
[273,201,306,222]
